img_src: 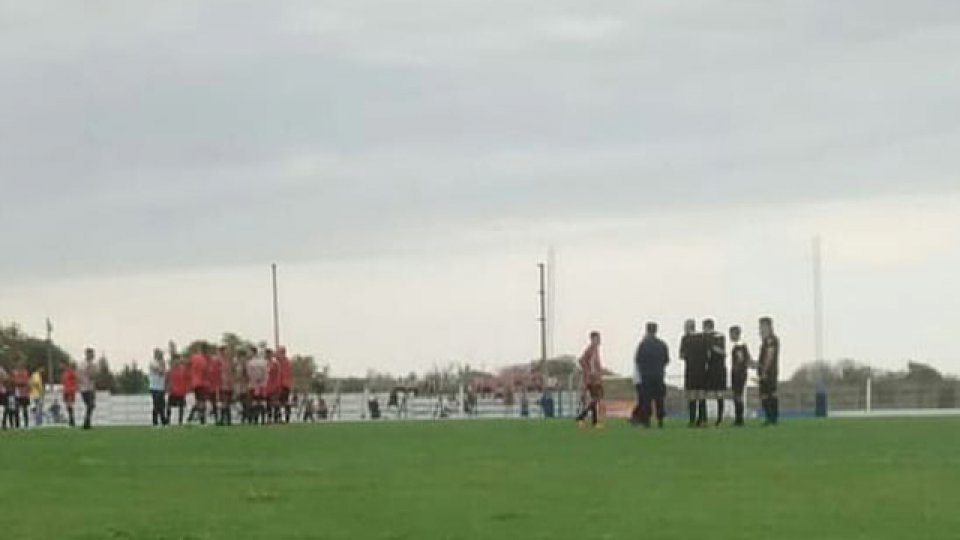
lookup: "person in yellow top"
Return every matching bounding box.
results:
[29,368,45,427]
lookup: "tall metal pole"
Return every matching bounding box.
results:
[537,263,548,371]
[547,246,557,360]
[813,236,824,365]
[537,262,550,417]
[45,318,53,393]
[272,263,280,350]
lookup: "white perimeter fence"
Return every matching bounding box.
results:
[17,375,960,427]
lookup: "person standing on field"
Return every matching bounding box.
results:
[703,319,727,427]
[636,322,670,428]
[217,346,235,426]
[61,361,77,427]
[247,347,268,425]
[78,348,98,430]
[277,346,293,424]
[167,356,189,425]
[758,317,781,426]
[729,326,752,426]
[680,319,705,427]
[0,365,12,429]
[265,349,281,423]
[29,367,45,427]
[12,362,30,428]
[187,345,209,424]
[206,347,224,425]
[235,348,251,424]
[575,331,605,429]
[148,349,167,427]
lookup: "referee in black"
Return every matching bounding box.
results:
[679,319,702,427]
[758,317,780,425]
[729,325,751,426]
[703,319,727,426]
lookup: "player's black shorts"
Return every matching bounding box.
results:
[16,396,29,408]
[169,395,186,407]
[279,387,291,406]
[731,373,747,396]
[193,387,207,402]
[81,391,96,408]
[759,378,778,396]
[706,367,728,391]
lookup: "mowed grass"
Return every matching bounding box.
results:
[1,417,959,540]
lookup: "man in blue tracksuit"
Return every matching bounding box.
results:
[635,322,670,428]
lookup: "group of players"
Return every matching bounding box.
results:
[1,349,99,430]
[678,316,780,427]
[575,316,781,429]
[149,343,295,427]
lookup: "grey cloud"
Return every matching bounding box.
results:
[2,0,960,278]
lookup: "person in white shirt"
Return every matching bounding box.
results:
[148,348,168,427]
[246,347,268,425]
[631,350,643,425]
[78,348,98,430]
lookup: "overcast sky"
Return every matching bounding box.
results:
[2,1,959,379]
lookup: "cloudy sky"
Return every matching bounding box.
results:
[2,1,958,379]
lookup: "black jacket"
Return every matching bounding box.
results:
[636,336,670,382]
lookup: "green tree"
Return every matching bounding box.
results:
[221,333,256,354]
[95,356,117,392]
[0,323,72,380]
[291,354,317,392]
[115,362,148,395]
[904,361,944,384]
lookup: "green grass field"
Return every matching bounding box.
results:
[2,418,959,540]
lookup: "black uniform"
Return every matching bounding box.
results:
[758,335,780,396]
[758,334,780,424]
[705,332,727,392]
[681,334,707,391]
[730,342,751,426]
[730,343,751,397]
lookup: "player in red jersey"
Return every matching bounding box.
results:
[234,348,252,424]
[205,348,222,424]
[187,345,210,424]
[167,357,189,425]
[205,347,222,426]
[277,346,293,424]
[575,332,606,429]
[265,349,281,423]
[61,361,78,427]
[216,346,234,426]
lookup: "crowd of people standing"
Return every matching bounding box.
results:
[576,316,781,429]
[4,319,781,431]
[147,343,299,428]
[0,348,99,430]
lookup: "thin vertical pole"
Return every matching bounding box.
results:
[537,263,547,374]
[45,318,53,393]
[271,263,280,349]
[547,246,556,360]
[813,236,824,365]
